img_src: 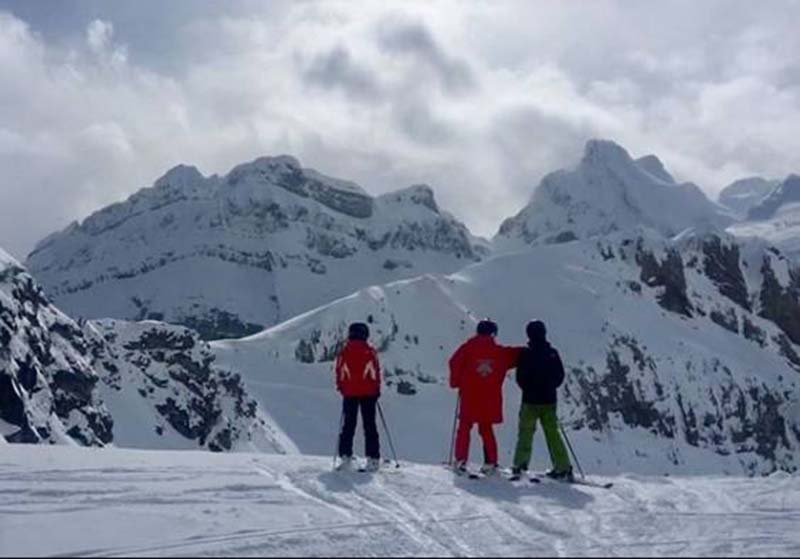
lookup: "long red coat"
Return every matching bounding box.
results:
[335,340,381,398]
[449,335,522,424]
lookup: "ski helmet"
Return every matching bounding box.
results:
[348,322,370,341]
[526,320,547,342]
[476,319,498,336]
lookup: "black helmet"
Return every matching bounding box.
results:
[526,320,547,342]
[348,322,370,341]
[476,319,498,336]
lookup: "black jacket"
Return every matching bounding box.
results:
[515,341,565,405]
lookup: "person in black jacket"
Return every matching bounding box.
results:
[511,320,573,481]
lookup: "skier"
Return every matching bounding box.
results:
[511,320,573,482]
[335,322,382,472]
[449,319,522,476]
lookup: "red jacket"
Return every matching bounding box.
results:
[449,335,522,424]
[335,340,382,397]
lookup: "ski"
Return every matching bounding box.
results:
[565,478,613,489]
[531,475,613,489]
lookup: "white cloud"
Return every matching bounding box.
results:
[86,19,113,52]
[1,2,800,258]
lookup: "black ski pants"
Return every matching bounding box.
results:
[338,396,380,460]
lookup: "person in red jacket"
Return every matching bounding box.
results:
[449,319,523,476]
[335,322,382,472]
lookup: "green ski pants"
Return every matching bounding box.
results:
[513,403,571,472]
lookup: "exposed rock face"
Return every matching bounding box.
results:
[0,248,292,453]
[758,257,800,345]
[635,243,693,317]
[0,251,112,445]
[88,320,294,453]
[27,156,484,340]
[702,236,751,310]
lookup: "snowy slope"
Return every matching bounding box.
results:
[1,446,798,557]
[0,249,112,445]
[214,229,800,476]
[718,177,779,217]
[0,248,293,452]
[729,176,800,261]
[495,140,733,251]
[26,157,485,340]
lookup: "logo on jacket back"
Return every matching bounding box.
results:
[339,360,377,381]
[364,361,378,381]
[476,359,494,378]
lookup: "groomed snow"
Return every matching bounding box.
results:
[0,445,798,557]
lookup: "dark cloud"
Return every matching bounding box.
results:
[376,17,477,94]
[302,45,382,101]
[392,98,455,145]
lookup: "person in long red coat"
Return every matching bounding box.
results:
[335,322,382,472]
[449,319,523,475]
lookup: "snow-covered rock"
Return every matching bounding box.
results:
[747,175,800,221]
[495,140,733,251]
[0,249,112,445]
[718,177,779,217]
[215,229,800,475]
[728,175,800,261]
[26,156,486,340]
[0,247,293,452]
[86,319,296,453]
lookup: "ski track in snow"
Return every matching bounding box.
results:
[1,446,799,557]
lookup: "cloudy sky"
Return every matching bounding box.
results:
[2,0,800,258]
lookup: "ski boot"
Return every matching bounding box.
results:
[452,461,468,476]
[508,466,526,482]
[545,468,575,483]
[336,456,354,472]
[363,458,381,473]
[479,463,499,477]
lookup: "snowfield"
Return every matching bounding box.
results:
[1,445,798,557]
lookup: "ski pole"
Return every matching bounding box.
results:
[559,422,586,480]
[333,408,344,471]
[446,395,460,466]
[376,401,400,468]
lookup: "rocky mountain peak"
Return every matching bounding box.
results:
[636,154,675,184]
[719,177,778,216]
[380,184,439,213]
[581,138,632,167]
[153,164,206,191]
[494,139,731,251]
[748,174,800,220]
[226,155,373,219]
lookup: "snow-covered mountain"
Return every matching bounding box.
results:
[718,177,779,217]
[214,228,800,475]
[746,175,800,221]
[495,140,733,251]
[26,156,486,340]
[728,175,800,261]
[0,248,113,445]
[1,248,293,452]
